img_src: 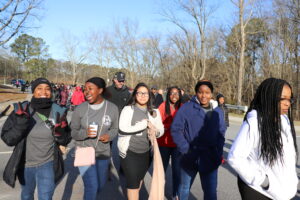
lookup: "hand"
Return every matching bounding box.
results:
[87,127,97,138]
[147,121,158,138]
[54,112,68,137]
[15,102,29,118]
[0,105,11,118]
[99,134,110,143]
[147,120,154,129]
[59,145,67,154]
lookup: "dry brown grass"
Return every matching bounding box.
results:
[0,86,28,103]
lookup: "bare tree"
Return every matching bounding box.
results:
[0,0,43,46]
[89,31,113,84]
[231,0,256,106]
[285,0,300,119]
[161,0,216,89]
[109,19,142,87]
[61,31,91,85]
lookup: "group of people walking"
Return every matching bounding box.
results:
[0,72,298,200]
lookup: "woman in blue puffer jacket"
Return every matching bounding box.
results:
[171,80,227,200]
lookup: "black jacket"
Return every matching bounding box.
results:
[1,102,71,188]
[151,93,164,108]
[218,104,229,127]
[105,84,131,112]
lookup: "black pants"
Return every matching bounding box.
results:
[238,176,271,200]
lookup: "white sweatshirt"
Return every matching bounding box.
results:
[228,110,298,200]
[117,105,164,158]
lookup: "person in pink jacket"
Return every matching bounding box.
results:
[71,86,85,107]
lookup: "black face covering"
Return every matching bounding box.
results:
[30,97,53,117]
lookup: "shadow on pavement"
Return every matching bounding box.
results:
[60,147,80,200]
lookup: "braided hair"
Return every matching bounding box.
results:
[165,86,182,116]
[244,78,298,166]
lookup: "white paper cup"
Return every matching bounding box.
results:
[89,124,98,137]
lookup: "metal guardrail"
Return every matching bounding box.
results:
[225,104,248,113]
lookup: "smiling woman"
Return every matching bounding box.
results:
[70,77,119,200]
[1,77,71,199]
[117,82,164,200]
[171,80,227,200]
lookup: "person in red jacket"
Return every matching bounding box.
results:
[71,86,85,107]
[158,86,182,200]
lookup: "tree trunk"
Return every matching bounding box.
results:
[237,0,245,106]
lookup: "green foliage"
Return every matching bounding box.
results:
[24,58,48,79]
[226,18,269,57]
[10,34,48,63]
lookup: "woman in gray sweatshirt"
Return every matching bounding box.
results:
[71,77,119,200]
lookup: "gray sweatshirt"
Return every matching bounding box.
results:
[71,100,119,159]
[128,105,150,153]
[25,112,54,167]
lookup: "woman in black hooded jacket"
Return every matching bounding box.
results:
[1,78,71,200]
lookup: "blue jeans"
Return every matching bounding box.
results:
[178,167,218,200]
[159,146,180,198]
[78,159,110,200]
[21,160,55,200]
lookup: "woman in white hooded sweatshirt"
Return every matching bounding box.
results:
[228,78,298,200]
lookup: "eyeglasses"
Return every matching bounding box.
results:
[170,92,179,96]
[279,98,295,104]
[136,92,149,97]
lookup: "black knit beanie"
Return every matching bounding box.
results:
[216,93,224,101]
[31,78,52,93]
[86,77,106,88]
[195,80,214,93]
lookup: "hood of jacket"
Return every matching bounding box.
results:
[75,86,82,92]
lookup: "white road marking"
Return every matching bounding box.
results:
[0,151,12,154]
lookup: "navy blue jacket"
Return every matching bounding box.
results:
[171,96,227,173]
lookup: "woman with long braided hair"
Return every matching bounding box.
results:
[228,78,298,200]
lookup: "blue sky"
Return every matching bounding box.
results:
[26,0,236,61]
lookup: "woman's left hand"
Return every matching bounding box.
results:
[99,134,110,143]
[59,145,67,154]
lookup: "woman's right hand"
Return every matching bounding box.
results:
[147,120,157,131]
[87,127,97,138]
[14,102,29,118]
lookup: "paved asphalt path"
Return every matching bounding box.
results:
[0,110,299,199]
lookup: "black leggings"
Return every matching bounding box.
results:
[238,176,271,200]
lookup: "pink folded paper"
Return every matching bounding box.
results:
[148,128,165,200]
[74,146,96,167]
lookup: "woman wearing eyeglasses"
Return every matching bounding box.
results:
[228,78,298,200]
[157,86,182,199]
[118,82,164,200]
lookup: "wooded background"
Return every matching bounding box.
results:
[0,0,299,118]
